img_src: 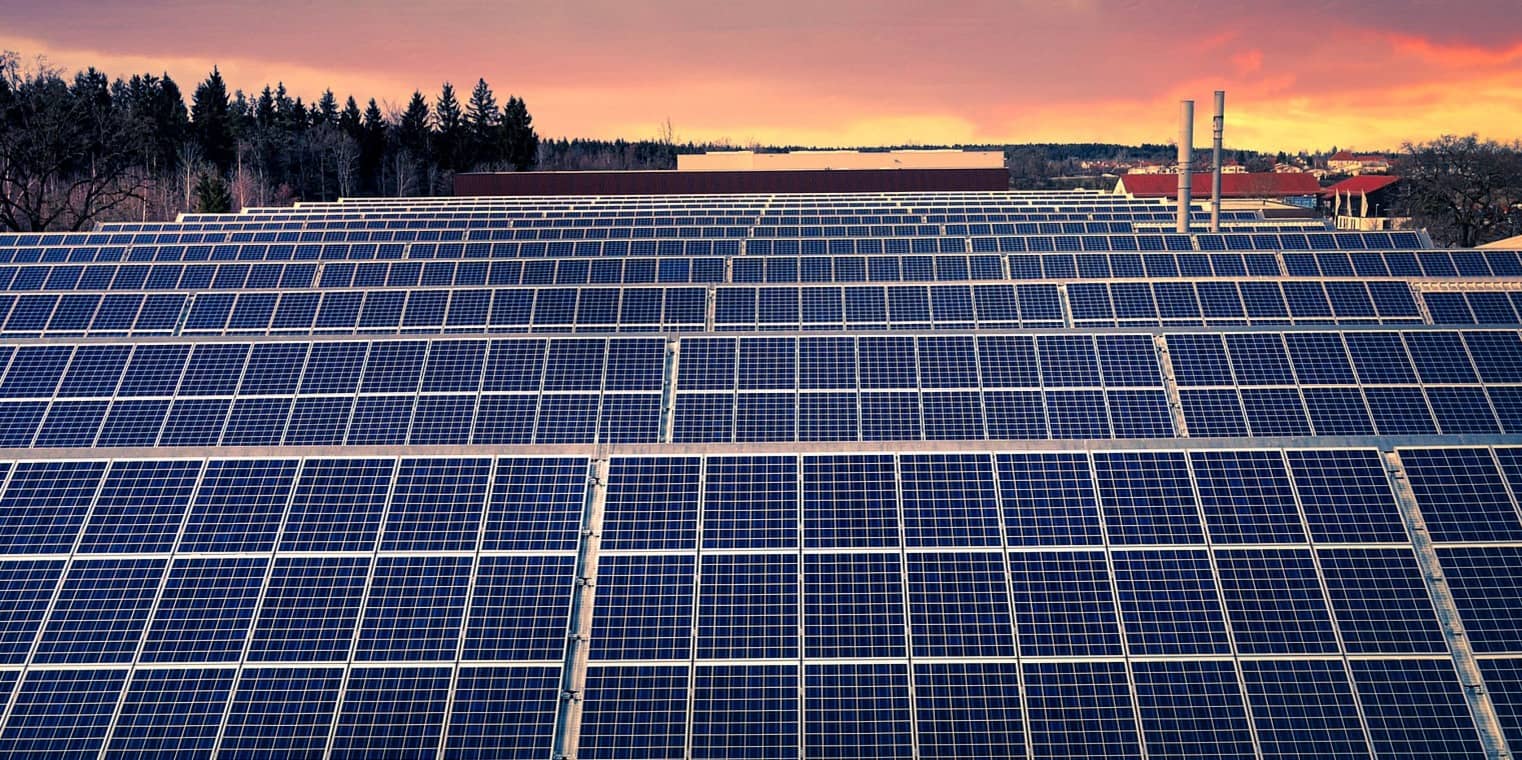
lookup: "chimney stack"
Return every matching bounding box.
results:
[1211,91,1225,233]
[1177,100,1194,233]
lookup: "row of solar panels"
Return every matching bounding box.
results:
[103,216,1286,237]
[0,251,1513,294]
[2,230,1424,255]
[0,657,1497,759]
[156,210,1278,229]
[7,380,1516,447]
[0,332,1517,447]
[0,280,1456,339]
[0,450,1517,659]
[4,331,1516,397]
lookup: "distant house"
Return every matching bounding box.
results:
[1114,172,1323,207]
[1327,150,1392,175]
[1321,175,1408,230]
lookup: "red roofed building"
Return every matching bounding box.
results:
[1327,150,1392,175]
[1321,175,1407,230]
[1114,172,1322,206]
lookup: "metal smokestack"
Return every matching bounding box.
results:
[1176,100,1194,233]
[1211,90,1225,232]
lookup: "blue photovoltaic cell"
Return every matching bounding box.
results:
[1215,548,1339,655]
[0,668,127,759]
[1318,547,1447,654]
[914,662,1026,760]
[463,555,574,662]
[446,666,561,760]
[1008,550,1122,657]
[381,457,491,551]
[141,556,266,663]
[324,398,397,447]
[601,457,699,551]
[702,456,798,550]
[279,458,393,552]
[1112,549,1231,655]
[692,665,801,760]
[590,554,695,661]
[1401,447,1522,542]
[355,555,471,661]
[220,666,344,758]
[803,454,899,548]
[907,551,1017,658]
[329,666,452,760]
[1437,546,1522,654]
[1287,449,1408,543]
[997,452,1102,546]
[900,453,1002,547]
[0,558,63,664]
[698,553,799,659]
[77,459,200,553]
[103,667,235,758]
[580,665,690,760]
[248,555,369,661]
[805,663,914,760]
[0,460,106,554]
[1479,659,1522,749]
[484,457,586,551]
[1190,449,1305,544]
[178,459,297,553]
[1132,660,1256,760]
[1092,451,1204,545]
[34,557,164,664]
[1351,658,1486,758]
[803,552,906,658]
[1241,659,1371,760]
[1024,660,1143,760]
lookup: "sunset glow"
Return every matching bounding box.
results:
[5,0,1521,150]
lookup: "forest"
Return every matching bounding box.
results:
[0,52,693,232]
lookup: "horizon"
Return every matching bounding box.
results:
[4,0,1521,153]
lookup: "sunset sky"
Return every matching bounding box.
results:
[4,0,1521,152]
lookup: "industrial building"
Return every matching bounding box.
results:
[0,183,1518,759]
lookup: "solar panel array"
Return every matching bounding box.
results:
[0,189,1517,758]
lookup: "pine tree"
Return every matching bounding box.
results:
[340,96,362,139]
[316,89,339,125]
[359,98,387,195]
[194,171,233,212]
[190,67,234,172]
[397,91,432,195]
[465,78,500,168]
[502,95,538,171]
[434,82,465,174]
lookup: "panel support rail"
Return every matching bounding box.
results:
[550,456,610,760]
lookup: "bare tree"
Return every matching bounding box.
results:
[0,54,151,231]
[1394,135,1522,247]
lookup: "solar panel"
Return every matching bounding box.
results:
[2,190,1520,755]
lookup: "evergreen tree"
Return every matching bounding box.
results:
[339,96,362,139]
[190,67,234,172]
[316,89,339,125]
[396,91,432,194]
[465,78,500,167]
[502,95,538,171]
[434,82,465,174]
[193,171,232,212]
[359,98,387,194]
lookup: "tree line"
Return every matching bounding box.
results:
[1394,136,1522,248]
[0,52,543,231]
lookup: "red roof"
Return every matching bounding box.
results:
[1321,175,1400,197]
[1329,150,1388,163]
[1118,172,1321,199]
